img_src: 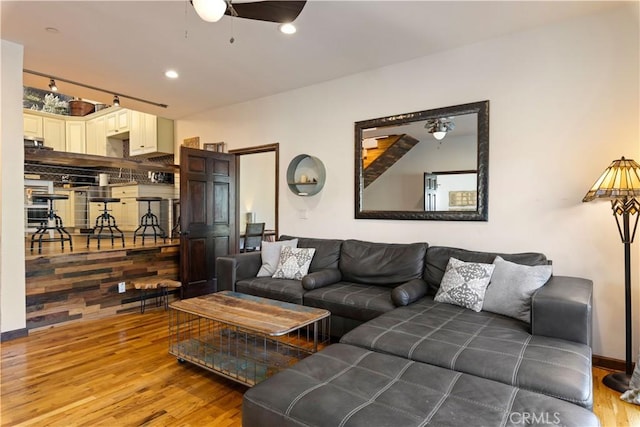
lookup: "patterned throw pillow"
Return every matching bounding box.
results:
[434,257,495,312]
[272,247,316,280]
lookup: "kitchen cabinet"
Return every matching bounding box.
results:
[87,117,125,158]
[129,111,174,157]
[85,116,105,156]
[23,113,43,138]
[43,117,66,152]
[65,121,86,154]
[105,109,130,137]
[53,189,73,226]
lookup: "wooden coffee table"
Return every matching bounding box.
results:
[169,291,331,386]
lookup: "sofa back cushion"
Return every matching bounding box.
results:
[424,246,548,293]
[339,239,427,287]
[279,235,343,272]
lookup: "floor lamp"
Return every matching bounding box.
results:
[583,156,640,393]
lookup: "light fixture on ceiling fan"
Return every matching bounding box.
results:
[425,118,455,141]
[192,0,227,22]
[190,0,307,27]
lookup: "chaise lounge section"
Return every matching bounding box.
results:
[216,236,598,426]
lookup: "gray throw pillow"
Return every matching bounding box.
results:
[482,256,552,323]
[434,257,495,312]
[256,239,298,277]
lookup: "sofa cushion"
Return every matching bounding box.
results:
[272,247,316,280]
[434,258,494,312]
[340,296,593,409]
[257,239,298,277]
[280,235,343,272]
[304,282,395,322]
[242,343,599,427]
[424,246,548,293]
[339,240,427,287]
[483,256,553,323]
[236,277,306,305]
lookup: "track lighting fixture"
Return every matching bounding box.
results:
[23,69,168,108]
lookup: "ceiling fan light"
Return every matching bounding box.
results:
[48,78,58,92]
[279,23,296,35]
[433,131,447,140]
[193,0,227,23]
[113,95,120,107]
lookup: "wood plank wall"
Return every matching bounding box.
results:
[25,245,179,331]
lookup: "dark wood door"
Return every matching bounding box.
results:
[180,146,236,298]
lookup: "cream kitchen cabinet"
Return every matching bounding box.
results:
[23,113,43,138]
[86,116,105,155]
[129,111,174,157]
[43,117,66,151]
[87,116,125,158]
[105,109,130,137]
[65,121,86,154]
[53,189,74,227]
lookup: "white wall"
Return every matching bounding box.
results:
[0,40,27,334]
[176,6,639,360]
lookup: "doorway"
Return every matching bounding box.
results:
[229,143,279,253]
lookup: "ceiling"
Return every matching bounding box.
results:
[1,1,626,120]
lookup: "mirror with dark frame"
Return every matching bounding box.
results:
[355,100,489,221]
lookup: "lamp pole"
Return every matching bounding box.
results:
[603,197,635,392]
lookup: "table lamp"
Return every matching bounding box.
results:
[583,156,640,392]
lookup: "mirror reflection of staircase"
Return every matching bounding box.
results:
[363,134,419,188]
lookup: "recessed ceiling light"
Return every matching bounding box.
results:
[45,27,59,34]
[165,70,179,79]
[279,23,296,35]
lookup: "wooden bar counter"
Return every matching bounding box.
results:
[25,235,179,331]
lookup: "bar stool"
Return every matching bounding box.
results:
[30,194,73,253]
[171,199,181,239]
[133,197,167,244]
[87,197,125,249]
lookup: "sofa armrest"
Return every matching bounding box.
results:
[531,275,593,346]
[391,279,429,306]
[216,252,262,292]
[302,268,342,290]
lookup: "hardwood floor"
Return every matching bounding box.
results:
[2,308,639,426]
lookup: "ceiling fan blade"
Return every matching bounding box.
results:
[226,1,307,23]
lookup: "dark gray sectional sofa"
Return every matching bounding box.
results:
[215,236,599,426]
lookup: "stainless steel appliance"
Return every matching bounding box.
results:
[25,179,53,233]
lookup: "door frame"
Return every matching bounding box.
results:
[229,143,279,252]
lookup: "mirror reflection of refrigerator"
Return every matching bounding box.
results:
[24,179,53,233]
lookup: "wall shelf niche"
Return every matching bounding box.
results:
[286,154,326,196]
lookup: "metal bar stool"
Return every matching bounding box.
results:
[133,197,167,244]
[30,194,73,253]
[87,197,125,249]
[170,199,181,239]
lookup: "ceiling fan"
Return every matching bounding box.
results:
[192,0,307,24]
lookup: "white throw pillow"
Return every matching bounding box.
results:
[272,247,316,280]
[482,256,552,323]
[434,257,495,312]
[256,239,298,277]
